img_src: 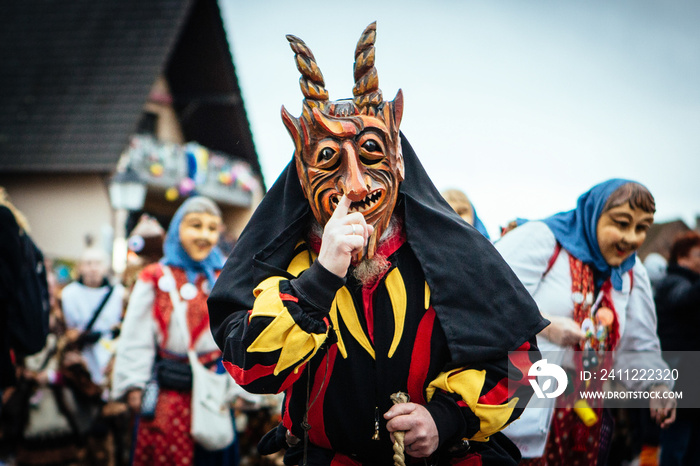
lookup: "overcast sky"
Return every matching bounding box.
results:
[220,0,699,239]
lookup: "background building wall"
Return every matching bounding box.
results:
[0,174,113,261]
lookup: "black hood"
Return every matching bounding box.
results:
[209,133,546,364]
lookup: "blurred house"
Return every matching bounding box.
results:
[0,0,263,264]
[638,217,700,261]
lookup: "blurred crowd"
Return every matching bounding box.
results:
[1,180,698,466]
[0,189,283,466]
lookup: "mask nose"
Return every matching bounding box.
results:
[338,143,368,202]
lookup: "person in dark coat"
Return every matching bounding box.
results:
[0,188,49,392]
[655,231,700,466]
[0,188,49,458]
[208,22,546,465]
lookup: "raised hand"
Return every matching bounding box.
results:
[541,315,586,347]
[317,194,374,277]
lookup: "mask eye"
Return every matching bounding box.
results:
[359,136,385,165]
[362,140,379,152]
[318,147,336,163]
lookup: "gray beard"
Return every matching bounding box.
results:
[309,216,399,286]
[351,253,391,286]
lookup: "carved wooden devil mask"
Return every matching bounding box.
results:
[281,22,404,260]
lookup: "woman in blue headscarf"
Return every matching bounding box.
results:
[494,179,675,465]
[112,196,239,466]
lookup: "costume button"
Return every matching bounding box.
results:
[572,292,584,304]
[180,283,198,300]
[158,275,175,292]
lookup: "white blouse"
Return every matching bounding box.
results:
[495,221,668,457]
[62,281,124,386]
[110,269,221,400]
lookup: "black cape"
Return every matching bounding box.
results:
[209,134,546,365]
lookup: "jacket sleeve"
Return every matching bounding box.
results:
[220,261,345,394]
[425,337,541,446]
[111,278,158,399]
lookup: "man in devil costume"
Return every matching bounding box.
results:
[208,22,547,465]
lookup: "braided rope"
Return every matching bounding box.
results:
[353,21,383,114]
[390,392,410,466]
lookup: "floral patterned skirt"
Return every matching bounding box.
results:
[132,389,194,466]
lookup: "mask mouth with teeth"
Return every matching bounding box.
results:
[330,189,385,219]
[281,22,404,260]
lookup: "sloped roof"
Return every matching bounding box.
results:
[638,219,691,260]
[0,0,261,181]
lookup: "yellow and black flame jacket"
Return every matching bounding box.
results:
[209,134,547,465]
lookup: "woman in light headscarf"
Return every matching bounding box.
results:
[112,196,239,466]
[495,179,675,465]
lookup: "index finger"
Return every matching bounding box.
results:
[331,194,352,219]
[384,402,417,419]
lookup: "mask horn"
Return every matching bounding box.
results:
[286,34,329,109]
[353,21,383,115]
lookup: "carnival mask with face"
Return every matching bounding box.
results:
[281,22,404,260]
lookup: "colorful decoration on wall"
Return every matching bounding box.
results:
[149,163,164,177]
[178,177,196,196]
[165,187,179,201]
[185,142,209,186]
[121,135,258,204]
